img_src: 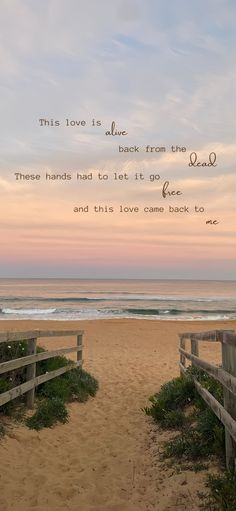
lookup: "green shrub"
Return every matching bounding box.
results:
[145,370,226,462]
[164,429,212,460]
[187,367,224,406]
[206,471,236,511]
[31,367,98,429]
[197,408,225,457]
[0,340,28,389]
[158,409,188,430]
[38,377,72,402]
[64,368,98,398]
[26,398,69,430]
[144,370,234,506]
[0,340,28,362]
[0,378,13,394]
[144,376,195,425]
[36,353,71,376]
[38,368,98,404]
[0,379,14,415]
[0,340,98,431]
[164,409,225,462]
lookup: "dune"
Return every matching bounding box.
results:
[0,318,235,511]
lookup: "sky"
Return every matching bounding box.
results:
[0,0,236,279]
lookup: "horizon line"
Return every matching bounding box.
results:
[0,277,236,283]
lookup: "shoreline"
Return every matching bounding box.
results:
[1,317,236,325]
[1,317,236,322]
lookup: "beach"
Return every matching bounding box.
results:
[0,318,235,511]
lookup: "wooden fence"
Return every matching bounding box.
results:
[0,329,84,410]
[179,329,236,470]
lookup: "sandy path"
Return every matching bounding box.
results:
[0,319,235,511]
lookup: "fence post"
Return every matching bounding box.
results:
[26,338,37,409]
[77,333,83,368]
[221,331,236,470]
[179,335,186,375]
[190,336,199,359]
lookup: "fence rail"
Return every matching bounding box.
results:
[0,329,84,409]
[179,329,236,470]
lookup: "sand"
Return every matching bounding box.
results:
[0,318,235,511]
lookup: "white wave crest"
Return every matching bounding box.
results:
[2,308,56,315]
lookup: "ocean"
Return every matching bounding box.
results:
[0,278,236,321]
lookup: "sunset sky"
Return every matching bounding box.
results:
[0,0,236,279]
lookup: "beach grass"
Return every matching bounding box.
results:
[206,471,236,511]
[144,369,225,460]
[143,374,195,426]
[0,341,98,432]
[144,368,231,509]
[26,398,69,430]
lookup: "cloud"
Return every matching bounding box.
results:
[1,0,236,276]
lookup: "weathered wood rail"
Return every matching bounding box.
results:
[179,329,236,470]
[0,330,84,409]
